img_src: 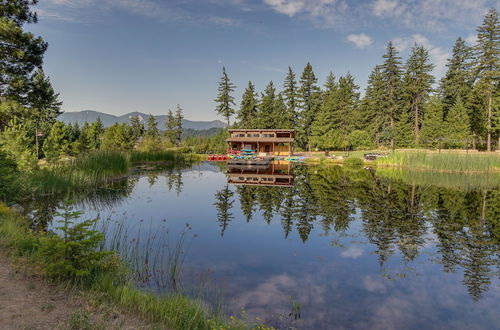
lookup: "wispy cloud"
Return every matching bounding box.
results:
[263,0,349,28]
[371,0,498,31]
[392,33,449,75]
[347,33,373,49]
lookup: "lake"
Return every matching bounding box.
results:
[26,162,500,329]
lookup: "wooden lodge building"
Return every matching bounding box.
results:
[226,129,295,156]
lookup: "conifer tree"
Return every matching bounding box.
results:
[130,115,144,142]
[297,63,321,149]
[214,66,236,126]
[402,44,435,144]
[237,81,258,128]
[174,104,183,146]
[473,8,499,151]
[440,37,473,117]
[145,114,159,138]
[395,108,414,147]
[0,118,37,171]
[101,123,134,151]
[74,121,91,153]
[88,117,104,150]
[213,185,234,237]
[381,41,403,148]
[257,81,277,129]
[283,66,298,126]
[360,65,386,143]
[0,0,47,99]
[444,97,471,148]
[274,92,294,129]
[420,96,444,148]
[165,110,176,145]
[42,121,70,161]
[331,73,360,139]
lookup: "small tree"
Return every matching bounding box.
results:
[174,105,183,146]
[88,117,104,150]
[145,114,159,138]
[39,200,113,280]
[0,119,37,171]
[130,115,144,142]
[420,96,444,148]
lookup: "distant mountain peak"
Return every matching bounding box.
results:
[59,110,227,130]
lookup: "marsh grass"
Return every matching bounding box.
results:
[376,151,500,173]
[31,151,197,195]
[377,168,500,190]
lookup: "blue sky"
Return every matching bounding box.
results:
[31,0,499,121]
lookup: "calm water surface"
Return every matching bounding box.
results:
[28,162,500,329]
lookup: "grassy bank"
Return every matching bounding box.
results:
[376,151,500,173]
[30,151,199,195]
[0,203,268,329]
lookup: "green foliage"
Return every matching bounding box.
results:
[420,96,444,148]
[297,62,321,149]
[0,118,37,171]
[145,114,159,139]
[214,66,236,126]
[39,200,114,280]
[88,117,104,150]
[237,81,258,128]
[129,115,144,142]
[343,157,364,167]
[444,97,471,148]
[101,123,134,151]
[183,128,228,154]
[0,150,21,204]
[348,130,373,150]
[0,99,28,131]
[42,121,70,161]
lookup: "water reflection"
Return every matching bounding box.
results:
[25,162,500,328]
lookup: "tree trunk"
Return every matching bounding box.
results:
[486,89,492,152]
[414,102,420,144]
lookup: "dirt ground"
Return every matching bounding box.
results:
[0,254,161,330]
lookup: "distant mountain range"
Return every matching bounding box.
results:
[59,110,227,130]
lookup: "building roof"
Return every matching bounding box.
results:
[228,129,295,132]
[226,137,294,143]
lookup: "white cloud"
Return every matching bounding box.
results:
[373,0,400,16]
[208,16,240,27]
[341,246,364,259]
[347,33,373,49]
[372,0,497,31]
[465,34,478,45]
[263,0,349,27]
[392,34,449,76]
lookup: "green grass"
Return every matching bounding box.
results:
[376,151,500,173]
[376,168,500,190]
[30,151,198,195]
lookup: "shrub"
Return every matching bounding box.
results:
[39,200,116,280]
[348,130,373,150]
[344,157,364,167]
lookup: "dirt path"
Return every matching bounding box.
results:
[0,254,159,330]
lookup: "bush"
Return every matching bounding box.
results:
[348,130,373,150]
[344,157,364,167]
[39,200,116,280]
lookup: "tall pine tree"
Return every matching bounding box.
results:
[402,44,435,144]
[444,97,471,148]
[297,63,321,149]
[237,81,258,128]
[283,66,298,127]
[473,8,499,151]
[420,96,444,148]
[214,66,236,127]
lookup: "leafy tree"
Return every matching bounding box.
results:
[381,41,403,148]
[129,115,144,142]
[420,96,444,148]
[237,81,258,128]
[297,62,321,149]
[402,44,435,144]
[214,66,236,126]
[42,121,70,161]
[0,118,37,170]
[444,97,471,148]
[283,66,298,126]
[0,99,28,131]
[0,0,47,99]
[348,130,373,150]
[473,8,500,151]
[145,114,159,138]
[440,37,473,117]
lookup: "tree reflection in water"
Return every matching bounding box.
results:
[220,164,500,301]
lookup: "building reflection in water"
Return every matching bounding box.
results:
[226,161,294,187]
